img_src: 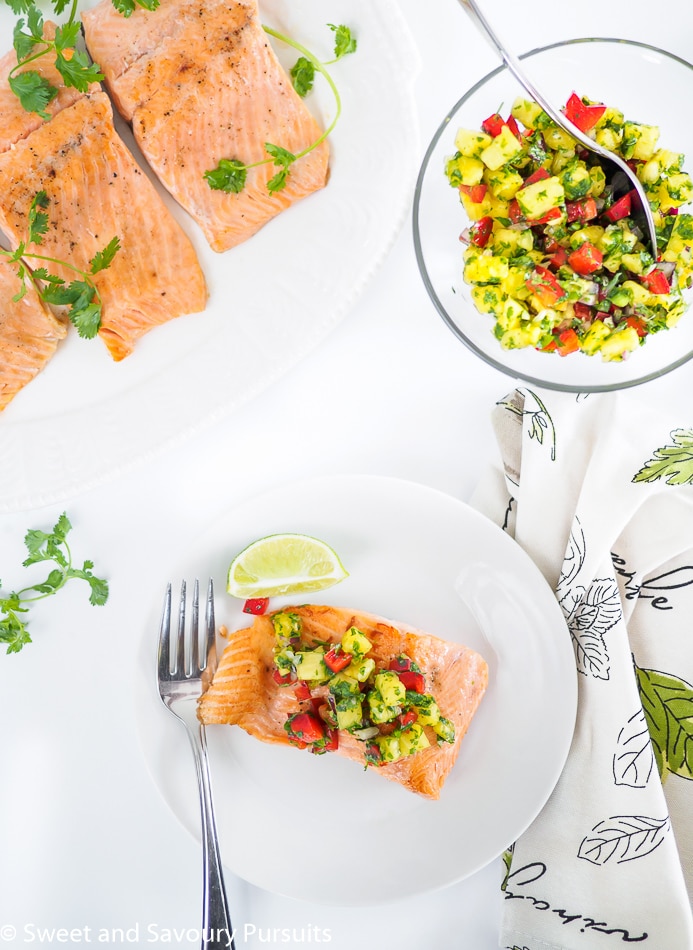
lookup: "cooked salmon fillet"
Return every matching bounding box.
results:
[0,33,207,361]
[82,0,330,252]
[0,259,67,411]
[198,604,488,800]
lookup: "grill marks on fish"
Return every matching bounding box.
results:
[0,29,207,372]
[198,604,489,800]
[82,0,330,252]
[0,259,67,411]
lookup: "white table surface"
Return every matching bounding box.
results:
[1,1,692,948]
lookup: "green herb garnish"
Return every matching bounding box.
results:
[0,513,109,655]
[204,23,357,195]
[5,192,119,339]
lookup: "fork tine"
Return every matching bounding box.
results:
[203,578,216,673]
[190,578,200,673]
[176,580,187,676]
[158,583,172,680]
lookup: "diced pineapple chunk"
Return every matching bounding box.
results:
[515,176,564,218]
[471,285,506,315]
[336,703,362,731]
[454,127,492,158]
[375,735,402,763]
[346,656,375,682]
[479,125,522,170]
[511,96,546,129]
[433,717,456,743]
[415,697,441,727]
[341,626,372,655]
[622,121,660,161]
[464,254,509,284]
[579,320,611,356]
[445,154,485,187]
[598,326,641,361]
[375,671,406,707]
[368,692,400,724]
[484,166,524,200]
[294,651,328,682]
[399,723,430,756]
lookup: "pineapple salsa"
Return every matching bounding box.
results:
[445,92,693,359]
[270,610,455,766]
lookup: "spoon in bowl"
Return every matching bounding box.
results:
[457,0,659,260]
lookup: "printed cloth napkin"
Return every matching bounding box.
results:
[471,386,693,950]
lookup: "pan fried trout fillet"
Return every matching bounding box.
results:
[198,604,488,800]
[0,33,207,362]
[0,259,67,411]
[82,0,330,252]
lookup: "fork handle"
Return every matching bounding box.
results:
[188,723,235,950]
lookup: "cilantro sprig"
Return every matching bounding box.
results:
[204,23,357,196]
[6,0,161,116]
[8,0,104,118]
[3,191,120,339]
[0,513,109,655]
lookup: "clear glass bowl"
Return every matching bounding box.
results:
[413,38,693,392]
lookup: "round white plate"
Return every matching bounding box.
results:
[134,474,577,904]
[0,1,419,512]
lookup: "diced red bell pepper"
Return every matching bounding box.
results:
[568,242,603,275]
[547,245,568,270]
[604,191,633,222]
[573,301,595,323]
[526,266,567,307]
[566,197,598,223]
[508,199,524,225]
[481,112,505,137]
[397,670,426,693]
[459,183,488,203]
[563,92,606,133]
[527,207,563,226]
[641,269,671,294]
[505,114,521,138]
[523,167,551,187]
[625,315,648,337]
[469,215,494,248]
[555,327,580,356]
[398,709,418,729]
[243,597,270,615]
[388,655,413,672]
[272,668,293,685]
[285,712,324,744]
[364,741,383,766]
[322,728,339,752]
[294,681,311,701]
[324,647,352,673]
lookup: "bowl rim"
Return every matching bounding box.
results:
[412,36,693,393]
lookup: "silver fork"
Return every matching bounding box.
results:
[157,579,235,950]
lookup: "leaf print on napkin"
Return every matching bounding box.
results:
[497,389,557,460]
[613,708,656,787]
[578,815,670,865]
[632,428,693,485]
[636,666,693,782]
[561,577,622,679]
[558,516,586,592]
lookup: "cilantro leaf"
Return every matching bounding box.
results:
[55,49,104,92]
[69,299,102,339]
[4,0,34,14]
[204,158,247,193]
[265,143,296,193]
[54,21,81,51]
[328,24,357,60]
[8,70,58,119]
[12,16,40,61]
[290,56,315,97]
[90,236,121,274]
[111,0,160,16]
[27,191,50,245]
[632,429,693,485]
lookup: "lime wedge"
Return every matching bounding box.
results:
[226,533,348,598]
